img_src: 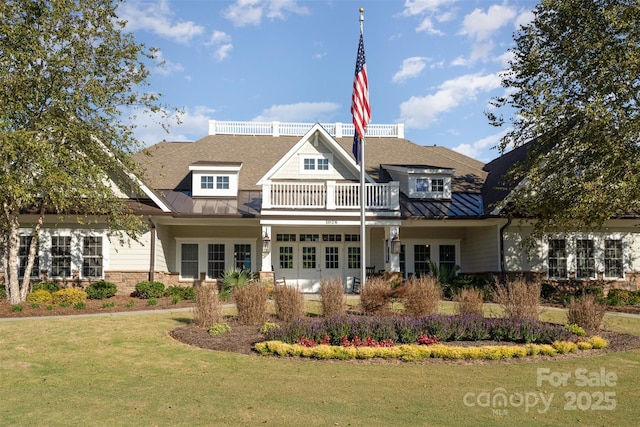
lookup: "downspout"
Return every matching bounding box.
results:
[499,217,512,280]
[148,216,156,282]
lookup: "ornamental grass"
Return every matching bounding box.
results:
[494,277,541,321]
[320,278,346,317]
[193,285,223,328]
[273,284,304,323]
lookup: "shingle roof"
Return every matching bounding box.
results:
[134,132,487,194]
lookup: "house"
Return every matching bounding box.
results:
[3,120,639,295]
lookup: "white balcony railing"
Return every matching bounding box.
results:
[262,181,400,210]
[209,120,404,138]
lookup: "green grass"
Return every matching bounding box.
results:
[0,307,639,426]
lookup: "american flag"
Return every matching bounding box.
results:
[351,32,369,164]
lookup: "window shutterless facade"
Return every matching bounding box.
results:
[576,239,595,279]
[207,243,225,280]
[51,236,72,278]
[604,239,623,279]
[414,244,431,276]
[181,243,199,279]
[548,239,568,279]
[82,236,103,278]
[18,236,39,278]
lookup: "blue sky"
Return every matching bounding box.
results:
[118,0,537,163]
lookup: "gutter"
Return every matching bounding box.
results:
[148,216,156,282]
[499,217,512,278]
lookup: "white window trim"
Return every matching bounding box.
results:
[176,238,255,281]
[543,233,627,280]
[22,229,108,280]
[299,154,334,175]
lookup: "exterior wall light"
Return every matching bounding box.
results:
[391,233,402,254]
[262,230,271,254]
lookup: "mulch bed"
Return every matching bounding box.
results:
[169,318,640,362]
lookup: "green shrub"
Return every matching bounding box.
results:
[33,282,61,293]
[0,286,6,299]
[102,301,115,308]
[133,281,165,299]
[164,285,196,301]
[220,267,252,299]
[74,302,86,310]
[171,294,181,305]
[607,288,631,305]
[208,322,231,335]
[85,280,118,300]
[583,285,604,298]
[147,298,157,306]
[11,304,23,312]
[26,289,52,304]
[125,300,135,308]
[52,288,87,306]
[31,303,39,309]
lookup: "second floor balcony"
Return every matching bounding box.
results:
[261,181,400,211]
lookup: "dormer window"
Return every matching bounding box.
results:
[431,178,444,193]
[216,176,229,189]
[382,164,454,200]
[190,162,241,197]
[201,176,214,189]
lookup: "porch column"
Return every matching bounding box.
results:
[385,225,401,273]
[259,225,274,283]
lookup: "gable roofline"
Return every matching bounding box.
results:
[91,135,172,213]
[256,123,375,185]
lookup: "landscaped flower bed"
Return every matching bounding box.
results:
[255,314,609,360]
[254,336,608,361]
[262,314,576,345]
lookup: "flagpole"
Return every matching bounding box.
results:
[358,8,366,289]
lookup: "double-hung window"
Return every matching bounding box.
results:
[18,236,39,278]
[604,239,623,278]
[51,236,72,278]
[576,239,595,279]
[82,236,103,278]
[181,243,199,279]
[548,239,567,279]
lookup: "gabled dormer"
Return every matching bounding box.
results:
[190,161,242,197]
[382,164,454,199]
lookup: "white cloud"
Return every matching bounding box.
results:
[253,102,340,122]
[206,31,233,61]
[224,0,308,27]
[460,4,516,41]
[118,0,204,44]
[392,57,429,83]
[131,106,215,146]
[402,0,456,16]
[416,18,444,35]
[267,0,310,20]
[151,49,184,76]
[514,9,535,30]
[452,128,509,161]
[398,73,502,129]
[402,0,456,34]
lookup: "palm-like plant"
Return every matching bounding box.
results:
[219,267,252,300]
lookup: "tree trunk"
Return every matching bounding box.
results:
[7,213,21,305]
[3,208,44,304]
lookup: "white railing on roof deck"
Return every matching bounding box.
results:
[262,181,400,210]
[209,120,404,138]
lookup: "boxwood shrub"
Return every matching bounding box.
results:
[164,285,196,301]
[133,281,165,299]
[85,280,118,300]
